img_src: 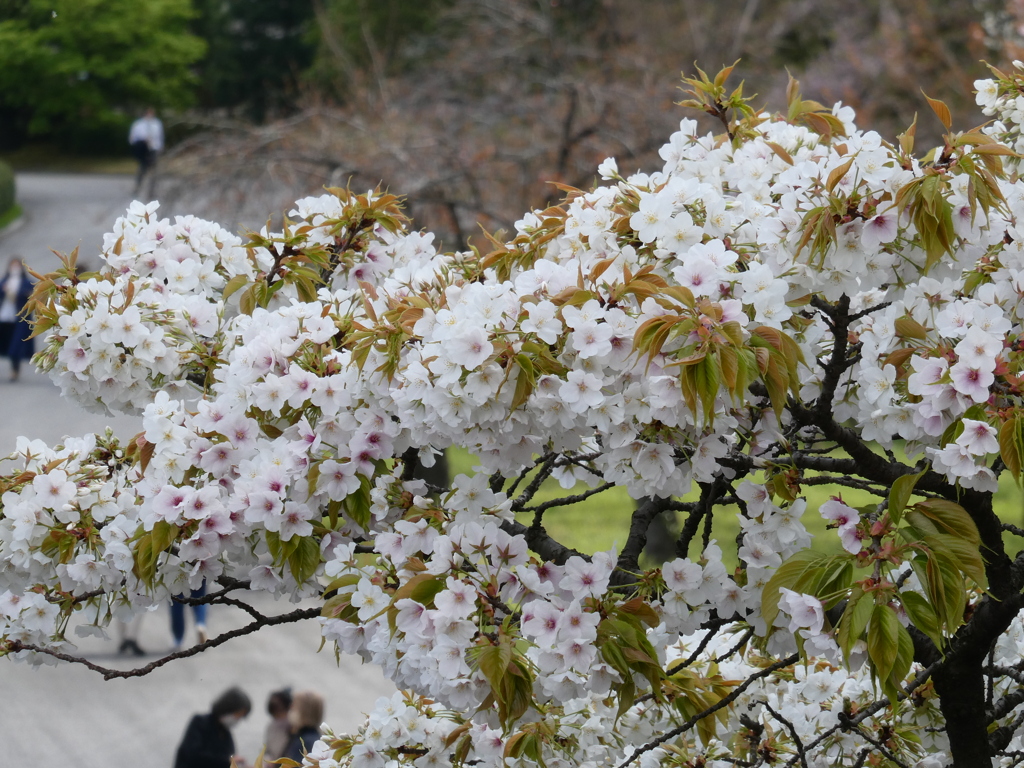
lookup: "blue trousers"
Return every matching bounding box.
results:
[170,583,207,643]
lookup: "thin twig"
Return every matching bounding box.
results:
[616,653,800,768]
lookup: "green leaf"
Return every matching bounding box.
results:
[287,535,321,584]
[913,499,981,546]
[1000,416,1023,486]
[889,468,927,524]
[343,473,373,530]
[900,590,943,648]
[222,274,249,301]
[883,622,915,703]
[837,587,874,658]
[694,354,720,424]
[470,640,512,698]
[391,572,444,606]
[240,284,260,316]
[151,520,177,554]
[923,532,987,589]
[866,603,900,683]
[510,354,535,411]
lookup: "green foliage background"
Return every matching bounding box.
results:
[0,0,205,152]
[0,160,14,216]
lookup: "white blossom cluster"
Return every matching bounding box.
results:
[5,73,1024,767]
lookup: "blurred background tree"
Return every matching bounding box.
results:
[0,0,206,153]
[152,0,1006,249]
[191,0,317,122]
[5,0,1024,240]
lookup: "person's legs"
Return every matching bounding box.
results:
[170,597,186,648]
[191,582,208,644]
[117,616,145,656]
[131,141,148,195]
[0,321,13,380]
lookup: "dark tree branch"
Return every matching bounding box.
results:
[763,700,808,768]
[610,496,673,588]
[7,606,319,681]
[500,518,585,565]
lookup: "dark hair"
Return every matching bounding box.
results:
[267,687,293,717]
[211,687,251,718]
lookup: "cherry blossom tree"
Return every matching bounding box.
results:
[8,64,1024,767]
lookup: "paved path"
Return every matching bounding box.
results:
[0,174,395,767]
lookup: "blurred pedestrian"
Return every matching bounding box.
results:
[261,688,293,766]
[116,615,146,657]
[281,690,324,763]
[128,107,164,197]
[0,256,34,382]
[174,686,252,768]
[171,581,209,652]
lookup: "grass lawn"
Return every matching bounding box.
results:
[447,447,1024,569]
[1,145,135,174]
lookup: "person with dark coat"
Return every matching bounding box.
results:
[174,687,252,768]
[0,257,34,381]
[281,690,325,763]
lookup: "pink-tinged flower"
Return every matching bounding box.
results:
[956,419,999,456]
[350,578,387,621]
[319,459,360,501]
[448,327,493,370]
[559,556,611,599]
[777,588,825,634]
[571,321,614,359]
[736,481,773,515]
[522,301,562,344]
[17,592,59,633]
[949,360,995,403]
[818,498,854,527]
[662,557,702,593]
[860,210,899,251]
[272,501,314,541]
[859,364,896,405]
[243,565,280,593]
[32,470,76,510]
[433,577,477,620]
[521,599,562,646]
[394,597,431,635]
[907,355,948,397]
[557,600,600,642]
[629,191,676,243]
[672,257,719,297]
[147,484,193,528]
[559,370,605,413]
[955,326,1002,368]
[820,498,862,554]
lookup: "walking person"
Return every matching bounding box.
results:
[128,107,164,197]
[0,256,34,382]
[174,687,252,768]
[171,580,209,652]
[261,688,293,766]
[281,690,325,763]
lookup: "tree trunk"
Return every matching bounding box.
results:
[933,657,991,767]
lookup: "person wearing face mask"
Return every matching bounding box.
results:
[174,686,252,768]
[0,256,34,382]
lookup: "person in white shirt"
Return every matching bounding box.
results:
[128,108,164,196]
